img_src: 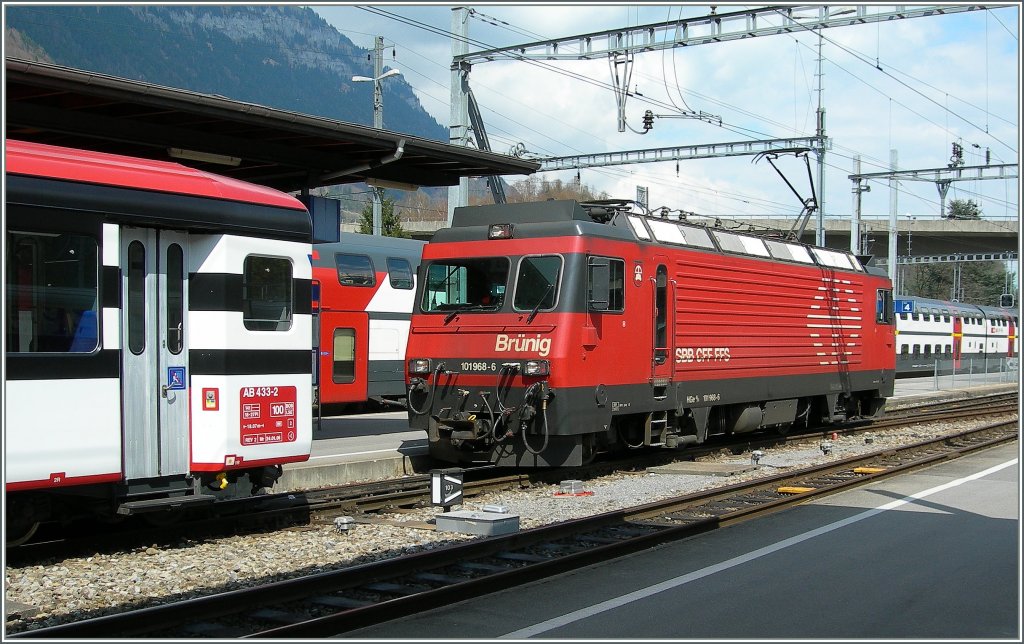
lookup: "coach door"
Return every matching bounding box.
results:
[121,229,190,481]
[952,314,963,370]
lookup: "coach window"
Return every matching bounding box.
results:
[332,328,356,383]
[513,255,562,314]
[6,231,99,353]
[386,257,414,290]
[127,241,147,354]
[166,244,184,354]
[876,289,894,324]
[913,344,921,355]
[336,253,375,287]
[901,345,910,356]
[243,256,293,331]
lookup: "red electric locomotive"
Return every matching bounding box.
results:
[405,199,896,467]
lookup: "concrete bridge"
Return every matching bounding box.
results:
[373,214,1018,262]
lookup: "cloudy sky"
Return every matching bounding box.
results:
[313,3,1019,235]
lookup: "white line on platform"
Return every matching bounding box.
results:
[502,456,1018,639]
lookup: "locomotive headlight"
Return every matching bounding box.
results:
[523,360,550,376]
[488,223,514,239]
[408,358,431,374]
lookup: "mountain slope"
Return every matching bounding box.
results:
[3,5,447,141]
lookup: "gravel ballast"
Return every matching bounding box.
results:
[4,406,1017,634]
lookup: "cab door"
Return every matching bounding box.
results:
[121,229,190,480]
[651,261,673,383]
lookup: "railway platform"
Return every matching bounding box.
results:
[278,376,1019,493]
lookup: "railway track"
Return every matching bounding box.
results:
[9,392,1018,565]
[13,416,1017,639]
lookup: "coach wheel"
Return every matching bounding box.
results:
[6,520,40,547]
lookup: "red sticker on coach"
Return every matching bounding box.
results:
[239,386,297,445]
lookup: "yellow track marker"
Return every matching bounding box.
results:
[777,486,815,494]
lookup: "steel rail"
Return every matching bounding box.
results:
[14,419,1016,639]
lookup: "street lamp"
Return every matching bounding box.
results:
[352,63,400,235]
[351,68,400,129]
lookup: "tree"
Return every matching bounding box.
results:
[359,192,408,237]
[904,260,1015,306]
[947,198,982,220]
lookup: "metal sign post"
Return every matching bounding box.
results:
[430,468,464,512]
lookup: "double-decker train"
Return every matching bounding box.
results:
[5,140,316,545]
[313,234,425,410]
[404,199,897,467]
[894,295,1017,376]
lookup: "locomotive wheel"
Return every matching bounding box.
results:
[6,520,40,547]
[144,511,182,528]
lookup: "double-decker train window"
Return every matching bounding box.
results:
[5,231,99,354]
[386,257,414,290]
[242,255,293,331]
[332,328,356,383]
[335,253,375,286]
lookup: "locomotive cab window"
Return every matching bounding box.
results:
[513,255,562,314]
[6,231,99,353]
[242,255,293,331]
[876,289,894,324]
[422,257,509,312]
[588,257,625,312]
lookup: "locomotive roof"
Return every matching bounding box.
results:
[447,199,884,277]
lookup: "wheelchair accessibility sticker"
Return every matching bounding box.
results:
[167,367,186,390]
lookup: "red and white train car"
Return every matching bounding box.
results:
[405,200,896,467]
[313,233,425,409]
[894,295,1018,376]
[5,140,315,543]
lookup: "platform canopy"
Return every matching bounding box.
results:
[5,58,539,193]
